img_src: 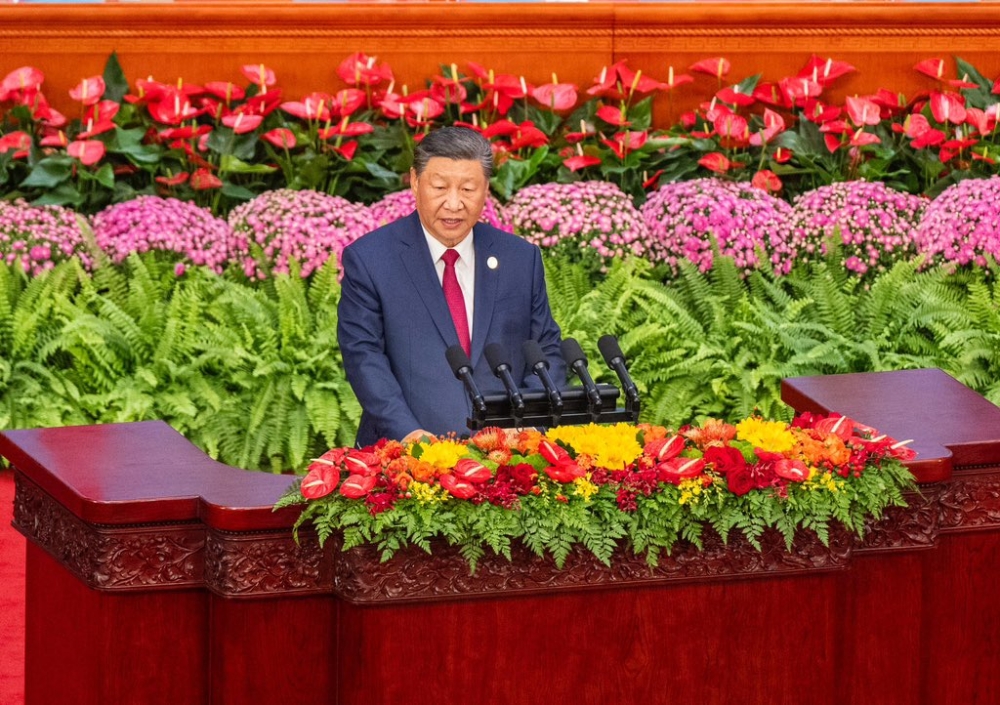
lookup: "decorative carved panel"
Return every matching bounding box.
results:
[204,529,333,598]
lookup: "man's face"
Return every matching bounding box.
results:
[410,157,488,248]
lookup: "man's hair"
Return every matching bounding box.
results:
[412,126,493,178]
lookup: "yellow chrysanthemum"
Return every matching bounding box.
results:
[412,439,467,469]
[543,423,642,470]
[735,417,796,453]
[572,476,599,502]
[677,477,704,505]
[409,481,448,503]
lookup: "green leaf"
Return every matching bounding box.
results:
[102,51,130,104]
[20,157,74,189]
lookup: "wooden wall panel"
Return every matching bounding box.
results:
[3,3,1000,126]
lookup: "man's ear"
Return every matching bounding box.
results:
[409,168,418,195]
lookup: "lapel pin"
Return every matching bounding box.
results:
[487,256,498,270]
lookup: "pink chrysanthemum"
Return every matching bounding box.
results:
[505,181,649,263]
[641,179,792,275]
[0,199,92,276]
[368,189,511,231]
[92,196,239,274]
[228,189,375,278]
[782,181,924,276]
[914,176,1000,268]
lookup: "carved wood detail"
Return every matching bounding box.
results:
[937,471,1000,531]
[13,474,204,591]
[204,529,332,598]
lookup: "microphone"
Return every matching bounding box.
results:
[561,338,602,421]
[485,343,525,425]
[522,339,563,425]
[446,345,487,421]
[598,335,640,419]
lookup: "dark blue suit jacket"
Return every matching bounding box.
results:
[338,211,565,446]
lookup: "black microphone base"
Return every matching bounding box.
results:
[466,384,637,430]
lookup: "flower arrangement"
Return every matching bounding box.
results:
[780,181,925,277]
[640,179,793,275]
[0,199,92,276]
[228,188,375,278]
[505,181,650,268]
[276,413,916,570]
[91,196,238,275]
[913,176,1000,268]
[368,188,510,231]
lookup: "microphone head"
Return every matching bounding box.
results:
[521,339,548,370]
[484,342,510,374]
[560,338,587,367]
[445,344,472,378]
[598,335,625,366]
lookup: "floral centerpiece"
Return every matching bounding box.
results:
[276,413,916,570]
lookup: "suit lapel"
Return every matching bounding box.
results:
[397,213,460,350]
[471,225,498,365]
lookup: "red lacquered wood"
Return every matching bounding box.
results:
[782,368,1000,482]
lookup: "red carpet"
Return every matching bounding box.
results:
[0,470,25,705]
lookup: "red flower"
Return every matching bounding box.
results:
[601,130,647,159]
[716,86,756,108]
[344,450,381,477]
[532,82,577,111]
[713,112,749,144]
[644,435,685,462]
[930,91,967,125]
[563,154,601,172]
[690,57,731,80]
[751,169,782,194]
[914,58,946,81]
[67,140,106,166]
[0,131,32,157]
[813,414,854,441]
[222,112,263,134]
[331,88,368,118]
[190,168,222,191]
[845,96,882,126]
[439,473,478,499]
[749,108,785,146]
[281,92,332,121]
[798,55,855,86]
[340,473,377,499]
[333,141,359,161]
[656,457,706,485]
[301,463,340,500]
[155,172,189,187]
[596,104,630,127]
[773,459,809,482]
[261,128,296,149]
[452,458,492,484]
[337,52,393,88]
[544,461,585,484]
[241,63,277,90]
[69,76,105,106]
[203,81,246,104]
[698,152,731,174]
[703,445,746,475]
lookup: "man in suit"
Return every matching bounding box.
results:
[338,126,566,447]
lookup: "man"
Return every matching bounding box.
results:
[338,126,566,447]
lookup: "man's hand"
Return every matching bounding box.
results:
[402,429,436,444]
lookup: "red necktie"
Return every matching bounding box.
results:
[441,249,471,357]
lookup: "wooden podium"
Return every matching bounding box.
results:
[2,368,999,705]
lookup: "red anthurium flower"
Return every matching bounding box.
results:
[713,112,749,143]
[148,90,200,125]
[845,95,882,126]
[643,169,664,190]
[69,76,105,106]
[378,90,406,120]
[331,88,368,117]
[751,169,782,194]
[912,127,946,149]
[870,88,907,118]
[752,81,789,108]
[158,125,212,141]
[344,450,381,476]
[930,91,967,125]
[539,439,571,465]
[690,57,730,80]
[596,104,630,127]
[914,58,947,81]
[587,62,625,99]
[452,458,492,484]
[532,81,578,112]
[281,92,332,122]
[716,85,756,107]
[802,98,841,124]
[340,473,377,499]
[39,130,68,148]
[818,119,851,135]
[300,463,340,500]
[616,64,666,95]
[482,119,520,139]
[663,65,694,92]
[241,63,277,89]
[772,147,793,163]
[773,458,809,482]
[439,473,478,499]
[644,435,685,462]
[544,460,586,484]
[67,139,106,166]
[780,76,824,106]
[338,52,393,88]
[243,89,283,117]
[814,415,854,441]
[749,108,785,146]
[332,140,359,161]
[86,99,120,125]
[155,172,189,187]
[318,118,375,139]
[965,107,995,136]
[78,119,116,140]
[486,73,530,100]
[698,151,731,173]
[0,66,44,102]
[203,81,246,104]
[798,55,855,86]
[190,167,222,190]
[405,94,445,124]
[0,130,32,155]
[656,457,706,485]
[431,75,468,106]
[824,133,843,153]
[221,112,263,134]
[261,127,296,149]
[601,130,647,159]
[947,74,979,90]
[563,154,601,172]
[510,122,548,150]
